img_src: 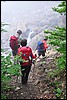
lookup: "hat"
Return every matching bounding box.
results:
[17,30,22,35]
[44,38,47,41]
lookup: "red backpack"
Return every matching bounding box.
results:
[10,36,18,50]
[18,46,33,66]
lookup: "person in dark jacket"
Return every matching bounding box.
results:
[18,39,36,85]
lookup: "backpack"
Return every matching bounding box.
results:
[37,41,44,52]
[18,46,32,66]
[10,36,18,50]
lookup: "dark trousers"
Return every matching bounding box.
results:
[21,64,31,84]
[12,50,17,56]
[12,45,20,56]
[38,49,46,57]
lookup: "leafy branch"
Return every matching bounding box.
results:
[52,1,66,15]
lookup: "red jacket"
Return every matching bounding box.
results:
[42,40,48,49]
[18,46,36,66]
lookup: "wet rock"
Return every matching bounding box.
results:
[48,69,53,72]
[47,57,54,60]
[36,58,40,62]
[44,90,49,94]
[21,93,23,95]
[15,87,20,91]
[34,80,40,85]
[45,69,48,73]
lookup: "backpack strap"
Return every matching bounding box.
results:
[26,46,33,61]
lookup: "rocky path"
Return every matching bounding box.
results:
[7,49,66,99]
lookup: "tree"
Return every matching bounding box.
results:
[52,1,66,15]
[44,1,66,73]
[44,2,66,99]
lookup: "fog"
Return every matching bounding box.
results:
[1,1,66,53]
[1,1,61,24]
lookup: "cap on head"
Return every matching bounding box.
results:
[17,30,22,35]
[44,38,47,41]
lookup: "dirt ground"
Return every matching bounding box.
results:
[7,49,66,99]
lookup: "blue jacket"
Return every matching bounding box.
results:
[37,41,44,53]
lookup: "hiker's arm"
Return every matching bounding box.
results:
[30,48,37,59]
[32,52,37,59]
[32,54,37,58]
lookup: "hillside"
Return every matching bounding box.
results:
[6,48,66,99]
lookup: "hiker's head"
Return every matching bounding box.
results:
[20,39,27,47]
[43,38,47,41]
[17,30,22,35]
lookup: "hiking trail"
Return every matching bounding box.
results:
[7,48,66,99]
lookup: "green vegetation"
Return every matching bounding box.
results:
[44,1,66,99]
[1,23,27,99]
[1,51,21,99]
[55,88,62,99]
[1,22,9,32]
[1,23,22,99]
[44,1,66,76]
[1,1,66,99]
[45,26,66,74]
[49,81,62,99]
[52,1,66,14]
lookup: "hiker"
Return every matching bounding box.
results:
[37,39,48,57]
[42,38,48,55]
[17,39,36,85]
[9,30,22,56]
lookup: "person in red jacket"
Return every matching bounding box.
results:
[42,38,48,56]
[18,39,36,85]
[9,30,22,56]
